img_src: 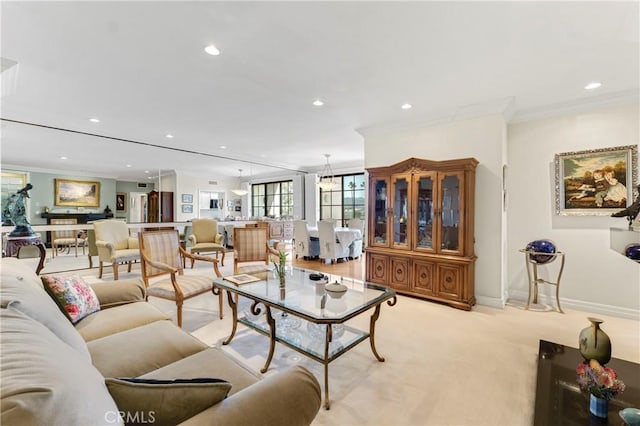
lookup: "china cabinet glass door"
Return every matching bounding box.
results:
[413,172,437,252]
[370,177,389,246]
[439,172,464,254]
[391,174,410,249]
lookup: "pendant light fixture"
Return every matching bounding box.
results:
[317,154,338,190]
[231,169,248,196]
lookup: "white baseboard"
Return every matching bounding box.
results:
[508,289,640,321]
[476,295,506,309]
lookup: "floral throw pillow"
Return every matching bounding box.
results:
[41,275,100,324]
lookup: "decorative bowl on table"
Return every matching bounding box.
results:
[325,282,347,298]
[525,239,557,264]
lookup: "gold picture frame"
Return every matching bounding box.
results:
[55,178,101,207]
[554,145,638,216]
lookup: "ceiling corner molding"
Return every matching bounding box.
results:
[510,89,640,124]
[1,163,119,180]
[357,97,515,140]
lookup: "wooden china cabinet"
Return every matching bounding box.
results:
[366,157,478,310]
[148,191,174,223]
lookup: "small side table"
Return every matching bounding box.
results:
[519,249,566,313]
[5,235,47,274]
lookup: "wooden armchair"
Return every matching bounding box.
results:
[138,229,224,326]
[233,226,283,275]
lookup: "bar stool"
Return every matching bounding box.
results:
[519,248,566,313]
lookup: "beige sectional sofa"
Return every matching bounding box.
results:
[0,257,321,425]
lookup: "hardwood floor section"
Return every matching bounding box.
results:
[292,255,365,281]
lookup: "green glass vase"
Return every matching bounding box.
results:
[579,317,612,365]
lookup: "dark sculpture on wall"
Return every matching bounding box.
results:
[611,184,640,227]
[3,183,36,237]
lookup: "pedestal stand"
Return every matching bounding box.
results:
[520,249,566,313]
[5,235,47,274]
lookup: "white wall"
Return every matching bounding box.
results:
[507,103,640,318]
[362,114,507,307]
[175,173,236,222]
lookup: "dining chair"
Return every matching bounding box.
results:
[50,218,85,258]
[93,219,140,280]
[318,220,350,264]
[293,220,319,259]
[188,218,226,267]
[346,218,364,259]
[138,229,224,326]
[346,218,365,234]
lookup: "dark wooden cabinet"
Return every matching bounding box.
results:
[148,191,174,223]
[366,157,478,310]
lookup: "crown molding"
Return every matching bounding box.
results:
[510,89,640,124]
[357,97,514,139]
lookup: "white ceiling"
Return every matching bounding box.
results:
[1,1,638,182]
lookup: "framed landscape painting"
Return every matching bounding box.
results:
[54,179,100,207]
[555,145,638,216]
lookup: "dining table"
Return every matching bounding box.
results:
[308,226,363,250]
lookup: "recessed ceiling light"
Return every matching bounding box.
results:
[89,117,100,123]
[165,134,174,139]
[312,99,324,107]
[204,44,220,56]
[126,164,132,168]
[584,81,602,90]
[219,145,227,150]
[60,156,68,160]
[401,103,412,110]
[144,170,150,174]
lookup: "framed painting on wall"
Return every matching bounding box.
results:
[116,192,127,212]
[182,194,193,203]
[555,145,638,216]
[182,204,193,213]
[54,178,101,207]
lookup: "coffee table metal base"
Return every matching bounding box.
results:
[220,290,396,409]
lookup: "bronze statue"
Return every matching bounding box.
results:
[4,183,36,237]
[611,184,640,227]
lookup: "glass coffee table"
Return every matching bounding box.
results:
[212,268,397,409]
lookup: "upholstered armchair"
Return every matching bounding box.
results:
[138,229,224,326]
[93,219,140,280]
[188,218,226,267]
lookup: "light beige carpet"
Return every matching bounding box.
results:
[37,252,640,425]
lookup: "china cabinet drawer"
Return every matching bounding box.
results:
[412,260,436,296]
[366,252,389,284]
[389,256,410,290]
[437,264,462,300]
